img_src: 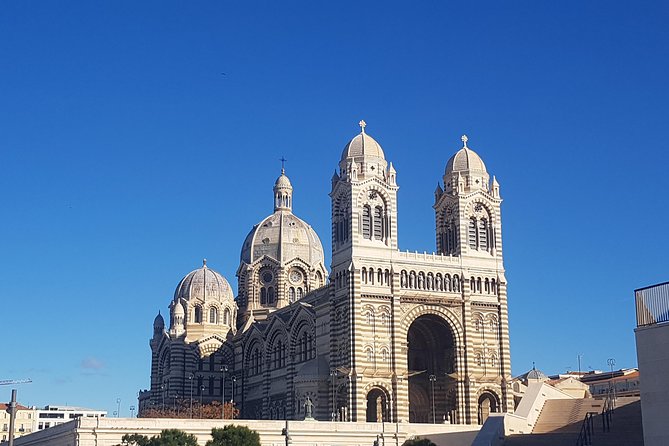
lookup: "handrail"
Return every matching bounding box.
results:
[601,393,614,432]
[575,412,595,446]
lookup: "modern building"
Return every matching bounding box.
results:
[635,281,669,446]
[0,403,33,443]
[141,123,513,425]
[33,406,106,432]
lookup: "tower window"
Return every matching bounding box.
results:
[373,206,383,240]
[194,306,203,323]
[209,307,218,324]
[479,218,489,251]
[362,205,371,239]
[468,218,478,249]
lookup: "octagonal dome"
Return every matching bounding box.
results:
[240,211,325,266]
[173,260,234,304]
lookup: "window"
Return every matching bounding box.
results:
[268,287,275,305]
[366,347,373,362]
[373,206,383,240]
[224,308,231,325]
[362,205,371,239]
[479,218,489,251]
[468,218,478,249]
[260,288,267,305]
[297,288,303,299]
[194,306,203,323]
[289,287,296,303]
[209,307,218,324]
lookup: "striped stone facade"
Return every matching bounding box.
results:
[142,125,512,426]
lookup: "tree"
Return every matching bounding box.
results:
[206,425,260,446]
[117,429,199,446]
[402,438,436,446]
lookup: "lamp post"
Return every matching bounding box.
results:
[429,375,436,424]
[116,398,121,418]
[231,376,237,419]
[607,358,616,405]
[200,385,205,418]
[330,369,336,421]
[160,385,166,411]
[221,365,228,419]
[130,405,136,418]
[189,373,194,419]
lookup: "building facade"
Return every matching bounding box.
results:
[141,123,513,425]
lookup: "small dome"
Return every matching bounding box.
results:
[153,312,165,329]
[527,368,548,381]
[173,302,185,316]
[341,131,385,162]
[274,171,292,189]
[174,260,234,304]
[445,147,487,175]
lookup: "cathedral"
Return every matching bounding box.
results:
[140,122,512,425]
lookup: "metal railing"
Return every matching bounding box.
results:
[575,412,595,446]
[635,281,669,327]
[575,394,615,446]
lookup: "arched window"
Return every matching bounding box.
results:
[362,205,371,239]
[209,307,218,324]
[485,279,490,294]
[468,218,478,249]
[377,269,383,285]
[373,206,383,240]
[366,347,373,362]
[361,267,367,284]
[491,279,497,295]
[194,306,202,323]
[297,288,303,299]
[260,288,267,305]
[471,277,477,292]
[384,269,390,285]
[381,349,388,363]
[289,287,296,303]
[268,287,275,305]
[224,308,231,325]
[477,277,482,293]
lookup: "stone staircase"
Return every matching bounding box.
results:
[504,397,643,446]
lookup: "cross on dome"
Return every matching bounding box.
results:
[359,120,367,133]
[280,156,287,174]
[461,135,469,148]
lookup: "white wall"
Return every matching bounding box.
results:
[636,322,669,446]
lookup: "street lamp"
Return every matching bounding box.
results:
[116,398,121,418]
[200,385,205,418]
[429,375,436,424]
[330,369,337,421]
[221,365,228,419]
[188,373,194,419]
[130,405,136,418]
[231,376,237,418]
[160,384,166,411]
[607,358,616,405]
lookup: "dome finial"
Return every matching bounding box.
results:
[202,258,207,267]
[280,156,287,175]
[461,134,469,148]
[359,119,367,134]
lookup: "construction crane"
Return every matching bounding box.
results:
[0,379,32,386]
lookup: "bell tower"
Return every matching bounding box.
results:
[434,135,503,258]
[331,121,399,266]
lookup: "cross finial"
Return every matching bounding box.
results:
[279,156,287,174]
[461,134,468,148]
[359,120,367,133]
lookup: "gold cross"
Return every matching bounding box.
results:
[461,135,468,148]
[359,120,367,133]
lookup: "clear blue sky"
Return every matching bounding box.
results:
[1,1,667,415]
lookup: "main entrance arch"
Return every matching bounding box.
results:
[477,391,499,425]
[407,314,457,423]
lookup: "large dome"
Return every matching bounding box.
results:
[173,260,234,303]
[240,211,325,266]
